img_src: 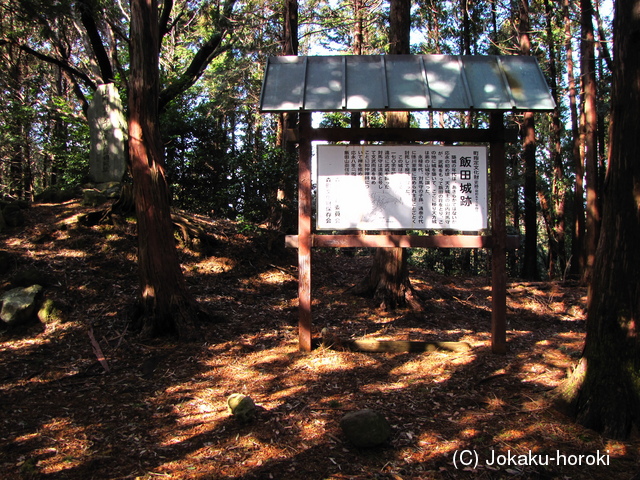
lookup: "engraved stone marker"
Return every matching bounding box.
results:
[87,83,128,183]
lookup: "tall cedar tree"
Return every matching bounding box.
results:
[565,0,586,277]
[581,0,601,282]
[519,0,539,280]
[129,0,199,337]
[274,0,298,232]
[353,0,421,311]
[555,0,640,439]
[539,0,567,279]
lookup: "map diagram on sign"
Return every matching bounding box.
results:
[316,145,488,231]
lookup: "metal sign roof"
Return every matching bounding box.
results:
[259,54,555,112]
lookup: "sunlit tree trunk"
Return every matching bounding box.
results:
[519,0,539,280]
[272,0,298,233]
[581,0,601,283]
[352,0,364,55]
[129,0,198,337]
[564,0,586,278]
[542,0,567,278]
[555,0,640,439]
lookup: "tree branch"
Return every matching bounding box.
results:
[158,0,236,110]
[76,0,115,83]
[0,38,97,92]
[159,0,174,40]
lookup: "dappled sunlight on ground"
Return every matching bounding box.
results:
[0,202,638,479]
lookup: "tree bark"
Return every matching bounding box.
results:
[461,0,471,54]
[543,0,567,278]
[389,0,411,54]
[76,0,115,83]
[272,0,298,233]
[129,0,199,338]
[564,0,585,278]
[352,0,364,55]
[519,0,539,280]
[581,0,601,283]
[554,0,640,439]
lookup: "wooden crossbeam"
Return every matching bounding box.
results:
[285,234,520,249]
[286,127,519,143]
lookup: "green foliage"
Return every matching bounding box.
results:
[0,0,616,283]
[408,242,490,276]
[228,146,297,223]
[303,0,387,53]
[161,85,296,224]
[41,96,90,188]
[319,112,350,128]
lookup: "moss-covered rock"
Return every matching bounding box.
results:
[340,409,391,448]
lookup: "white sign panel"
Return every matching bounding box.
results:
[317,145,488,230]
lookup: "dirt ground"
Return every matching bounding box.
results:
[1,200,638,480]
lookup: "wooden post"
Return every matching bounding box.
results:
[298,112,313,352]
[490,112,507,354]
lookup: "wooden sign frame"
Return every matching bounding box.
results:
[286,112,512,354]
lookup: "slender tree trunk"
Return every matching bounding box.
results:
[593,0,613,71]
[555,0,640,439]
[564,0,585,278]
[352,0,364,55]
[129,0,199,338]
[461,0,471,54]
[272,0,298,233]
[8,53,25,200]
[581,0,600,283]
[509,152,521,277]
[537,191,558,277]
[519,0,539,280]
[544,0,567,278]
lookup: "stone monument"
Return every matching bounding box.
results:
[87,83,128,183]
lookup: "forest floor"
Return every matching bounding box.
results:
[1,200,639,480]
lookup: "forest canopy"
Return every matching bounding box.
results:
[0,0,613,281]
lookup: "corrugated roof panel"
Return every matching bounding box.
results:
[461,56,513,110]
[259,56,305,111]
[500,56,557,110]
[304,56,343,110]
[345,56,386,110]
[422,55,470,109]
[259,55,555,112]
[386,55,430,109]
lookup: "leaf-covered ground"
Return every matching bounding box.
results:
[1,201,638,479]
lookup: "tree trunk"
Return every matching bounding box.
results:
[129,0,199,338]
[564,0,585,278]
[519,0,539,280]
[554,0,640,439]
[461,0,471,54]
[272,0,298,234]
[388,0,411,55]
[352,0,364,55]
[581,0,601,283]
[353,0,420,311]
[543,0,567,279]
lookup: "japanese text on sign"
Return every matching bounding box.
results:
[317,145,488,230]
